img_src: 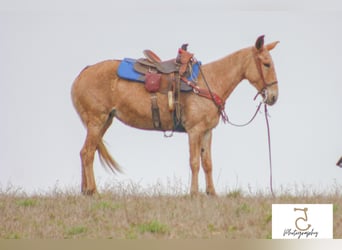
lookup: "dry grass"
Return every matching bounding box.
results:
[1,182,341,239]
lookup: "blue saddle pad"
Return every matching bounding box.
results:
[117,58,202,83]
[187,61,201,81]
[117,58,145,82]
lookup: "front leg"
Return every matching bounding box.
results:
[201,130,216,196]
[188,132,203,196]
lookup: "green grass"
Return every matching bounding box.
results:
[16,199,37,207]
[91,201,122,211]
[137,220,169,234]
[66,226,88,238]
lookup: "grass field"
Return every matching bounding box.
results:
[1,182,341,239]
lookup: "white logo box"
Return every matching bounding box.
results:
[272,204,333,239]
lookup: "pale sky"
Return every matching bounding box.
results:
[1,0,341,195]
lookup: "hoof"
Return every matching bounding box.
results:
[190,190,199,197]
[206,188,217,197]
[82,188,98,196]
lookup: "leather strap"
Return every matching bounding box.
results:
[150,94,161,129]
[181,77,225,111]
[252,48,278,98]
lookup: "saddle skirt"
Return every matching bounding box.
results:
[117,58,201,92]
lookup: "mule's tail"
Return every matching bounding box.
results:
[97,140,122,174]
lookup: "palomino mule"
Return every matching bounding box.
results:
[71,35,279,196]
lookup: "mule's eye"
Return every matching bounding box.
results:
[263,63,271,68]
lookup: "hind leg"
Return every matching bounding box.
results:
[80,123,102,195]
[80,111,115,195]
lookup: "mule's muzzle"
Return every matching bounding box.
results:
[260,81,278,106]
[265,94,278,106]
[264,88,278,106]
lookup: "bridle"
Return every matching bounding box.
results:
[252,49,278,103]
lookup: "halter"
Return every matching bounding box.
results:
[252,49,278,102]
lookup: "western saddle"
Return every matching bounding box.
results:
[135,44,196,131]
[135,45,193,75]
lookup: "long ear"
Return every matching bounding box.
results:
[265,41,280,51]
[255,35,265,50]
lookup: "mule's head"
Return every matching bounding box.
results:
[246,35,279,105]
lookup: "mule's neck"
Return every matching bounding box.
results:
[201,47,253,101]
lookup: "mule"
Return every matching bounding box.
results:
[71,35,279,196]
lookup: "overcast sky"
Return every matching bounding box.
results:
[1,0,341,195]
